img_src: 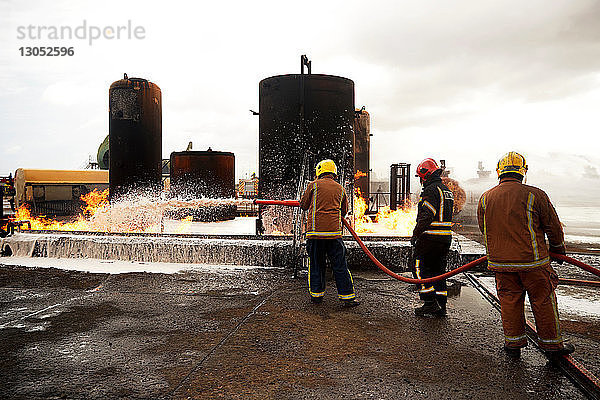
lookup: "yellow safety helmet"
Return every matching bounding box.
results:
[316,159,337,177]
[496,151,528,178]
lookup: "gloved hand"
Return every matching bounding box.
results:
[553,257,563,265]
[550,247,566,265]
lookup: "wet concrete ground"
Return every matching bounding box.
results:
[0,262,596,399]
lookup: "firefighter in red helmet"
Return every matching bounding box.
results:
[410,158,454,317]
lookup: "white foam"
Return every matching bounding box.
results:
[0,256,282,275]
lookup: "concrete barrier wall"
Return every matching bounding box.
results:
[1,233,482,271]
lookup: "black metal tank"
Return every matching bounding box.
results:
[109,74,162,200]
[354,108,370,201]
[258,73,355,200]
[169,149,235,198]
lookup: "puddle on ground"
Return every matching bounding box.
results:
[476,275,600,320]
[452,285,498,318]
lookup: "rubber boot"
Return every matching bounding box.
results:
[436,297,447,317]
[414,299,442,316]
[342,299,360,308]
[544,343,575,358]
[503,345,522,358]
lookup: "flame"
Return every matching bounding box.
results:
[173,216,194,234]
[354,170,367,180]
[11,190,254,234]
[81,189,109,216]
[352,187,417,236]
[14,189,163,233]
[441,177,466,214]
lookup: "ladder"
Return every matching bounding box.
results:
[292,151,314,278]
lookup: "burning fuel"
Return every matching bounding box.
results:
[13,186,420,237]
[13,189,253,234]
[354,170,367,180]
[441,177,466,214]
[353,188,417,236]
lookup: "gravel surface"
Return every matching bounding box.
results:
[0,261,595,399]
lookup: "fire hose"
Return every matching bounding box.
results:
[256,199,600,398]
[254,199,600,283]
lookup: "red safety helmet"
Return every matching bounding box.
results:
[415,158,441,180]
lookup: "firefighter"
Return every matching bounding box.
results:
[300,159,359,307]
[478,151,574,358]
[411,158,454,317]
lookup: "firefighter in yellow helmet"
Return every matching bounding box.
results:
[299,159,359,307]
[478,151,574,358]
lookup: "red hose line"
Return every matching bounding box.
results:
[341,217,487,284]
[558,278,600,288]
[551,253,600,279]
[254,199,600,283]
[255,199,301,207]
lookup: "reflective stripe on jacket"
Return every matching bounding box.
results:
[412,176,454,243]
[477,177,566,272]
[300,175,348,239]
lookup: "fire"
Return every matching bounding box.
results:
[81,188,109,216]
[441,177,466,214]
[354,170,367,180]
[13,189,164,233]
[173,216,194,234]
[352,188,417,236]
[11,190,253,234]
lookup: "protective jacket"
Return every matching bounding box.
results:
[411,174,454,244]
[300,175,348,239]
[477,177,566,272]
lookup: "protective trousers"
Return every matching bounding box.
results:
[412,239,450,306]
[306,238,356,300]
[495,265,563,350]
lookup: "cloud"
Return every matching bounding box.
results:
[1,0,600,186]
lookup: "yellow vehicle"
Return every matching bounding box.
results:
[14,169,109,216]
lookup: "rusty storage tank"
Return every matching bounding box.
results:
[168,149,236,221]
[259,73,354,202]
[170,149,235,198]
[109,74,162,200]
[354,108,370,202]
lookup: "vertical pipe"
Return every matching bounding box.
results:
[0,185,4,220]
[390,164,397,211]
[406,164,411,206]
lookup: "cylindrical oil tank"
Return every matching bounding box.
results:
[109,75,162,200]
[168,149,236,221]
[259,74,355,200]
[353,108,370,201]
[170,149,235,198]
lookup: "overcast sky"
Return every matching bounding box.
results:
[1,0,599,202]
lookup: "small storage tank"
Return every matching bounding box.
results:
[168,149,236,221]
[259,73,354,200]
[169,149,235,198]
[109,74,162,200]
[354,108,370,202]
